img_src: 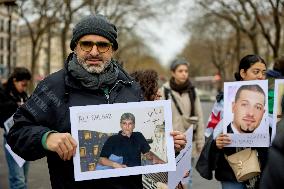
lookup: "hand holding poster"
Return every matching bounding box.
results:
[70,100,176,181]
[223,80,269,147]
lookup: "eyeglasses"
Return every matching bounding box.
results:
[78,41,113,53]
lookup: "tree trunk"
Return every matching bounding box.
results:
[30,42,37,91]
[61,22,70,65]
[46,26,51,75]
[248,34,259,55]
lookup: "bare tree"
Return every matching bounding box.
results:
[181,16,236,80]
[58,0,90,63]
[87,0,177,63]
[194,0,284,64]
[196,0,260,55]
[18,0,62,86]
[56,0,176,65]
[247,0,283,59]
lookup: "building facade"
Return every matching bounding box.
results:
[0,3,18,80]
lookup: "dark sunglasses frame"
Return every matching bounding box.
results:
[78,41,113,53]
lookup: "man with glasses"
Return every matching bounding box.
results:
[7,14,144,189]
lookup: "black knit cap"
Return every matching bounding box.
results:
[70,14,118,51]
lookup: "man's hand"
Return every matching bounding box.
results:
[112,162,127,169]
[170,131,187,152]
[99,157,127,169]
[46,133,77,161]
[215,133,231,149]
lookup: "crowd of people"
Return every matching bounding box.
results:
[0,14,284,189]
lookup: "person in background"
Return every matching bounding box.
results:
[131,69,187,189]
[273,55,284,77]
[196,54,268,189]
[0,67,31,189]
[131,70,162,101]
[159,58,205,189]
[260,113,284,188]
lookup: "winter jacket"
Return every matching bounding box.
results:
[159,81,204,157]
[7,57,144,189]
[260,128,284,189]
[0,86,28,130]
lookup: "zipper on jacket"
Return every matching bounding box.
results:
[105,80,133,104]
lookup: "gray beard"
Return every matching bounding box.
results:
[77,57,111,74]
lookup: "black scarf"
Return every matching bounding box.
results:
[67,54,119,91]
[169,77,196,116]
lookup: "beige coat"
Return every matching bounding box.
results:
[160,82,205,157]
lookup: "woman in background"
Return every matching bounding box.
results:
[197,55,268,189]
[0,67,31,189]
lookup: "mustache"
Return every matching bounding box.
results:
[84,54,102,61]
[242,116,255,122]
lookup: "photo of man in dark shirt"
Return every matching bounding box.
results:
[98,112,165,169]
[227,84,266,134]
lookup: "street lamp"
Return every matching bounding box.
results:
[0,0,17,75]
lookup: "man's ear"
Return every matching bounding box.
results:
[110,47,116,56]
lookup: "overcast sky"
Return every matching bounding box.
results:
[136,1,193,67]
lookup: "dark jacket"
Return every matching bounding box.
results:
[260,127,284,189]
[0,86,28,130]
[197,133,268,184]
[7,56,144,189]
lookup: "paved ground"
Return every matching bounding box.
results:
[0,101,220,189]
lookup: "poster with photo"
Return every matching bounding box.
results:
[70,100,176,181]
[223,80,269,147]
[168,127,193,189]
[271,79,284,142]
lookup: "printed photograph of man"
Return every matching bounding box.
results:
[227,84,266,134]
[275,82,284,132]
[98,112,165,169]
[271,80,284,141]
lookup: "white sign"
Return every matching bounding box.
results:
[225,133,270,147]
[5,143,25,167]
[168,127,193,189]
[4,114,14,133]
[70,100,176,181]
